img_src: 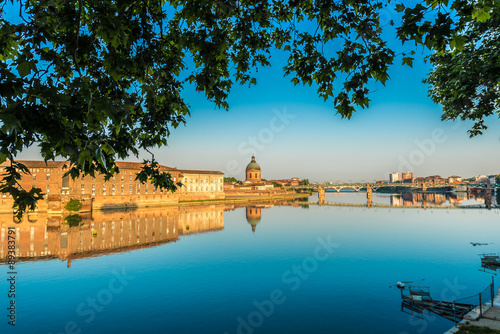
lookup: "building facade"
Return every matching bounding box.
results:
[178,170,224,200]
[389,172,401,183]
[0,160,224,213]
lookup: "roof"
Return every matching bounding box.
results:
[115,161,179,171]
[0,160,68,168]
[179,169,224,175]
[246,155,261,171]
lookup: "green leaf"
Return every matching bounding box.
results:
[17,61,32,77]
[402,57,414,67]
[450,35,467,51]
[472,9,491,22]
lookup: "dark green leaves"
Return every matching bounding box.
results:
[0,161,44,221]
[135,159,182,193]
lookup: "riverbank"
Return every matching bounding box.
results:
[179,192,310,206]
[446,288,500,333]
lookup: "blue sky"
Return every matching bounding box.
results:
[9,4,500,182]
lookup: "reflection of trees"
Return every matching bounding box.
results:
[64,214,82,227]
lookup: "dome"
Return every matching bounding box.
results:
[246,155,261,171]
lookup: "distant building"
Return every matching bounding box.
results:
[239,156,273,190]
[179,170,224,200]
[245,155,261,183]
[389,172,401,183]
[474,175,488,182]
[401,172,413,183]
[447,175,462,183]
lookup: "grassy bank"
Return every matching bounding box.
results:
[455,326,500,333]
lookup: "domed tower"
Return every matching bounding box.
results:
[246,206,261,233]
[245,155,261,183]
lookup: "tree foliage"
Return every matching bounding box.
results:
[223,176,239,183]
[396,0,500,136]
[0,0,498,217]
[64,198,83,212]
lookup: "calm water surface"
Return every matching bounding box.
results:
[1,194,499,334]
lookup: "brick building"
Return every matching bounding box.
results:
[0,160,224,213]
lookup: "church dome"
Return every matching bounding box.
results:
[246,155,261,171]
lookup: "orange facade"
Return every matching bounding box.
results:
[0,160,224,214]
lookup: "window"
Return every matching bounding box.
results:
[129,175,133,181]
[112,184,116,195]
[46,174,50,181]
[129,185,133,194]
[32,174,36,180]
[121,175,124,182]
[137,185,140,194]
[92,184,95,196]
[121,185,124,195]
[46,185,50,194]
[62,174,69,189]
[103,184,106,196]
[145,185,148,194]
[81,184,85,194]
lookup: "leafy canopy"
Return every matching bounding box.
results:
[0,0,498,217]
[64,198,83,212]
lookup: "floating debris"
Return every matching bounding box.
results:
[471,242,493,246]
[389,279,425,289]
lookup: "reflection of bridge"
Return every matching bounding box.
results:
[312,183,497,209]
[295,183,497,192]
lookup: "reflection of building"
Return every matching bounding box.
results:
[390,195,403,206]
[0,205,224,266]
[0,160,224,213]
[246,206,261,233]
[178,205,224,235]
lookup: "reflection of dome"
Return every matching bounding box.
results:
[246,206,261,233]
[246,155,261,171]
